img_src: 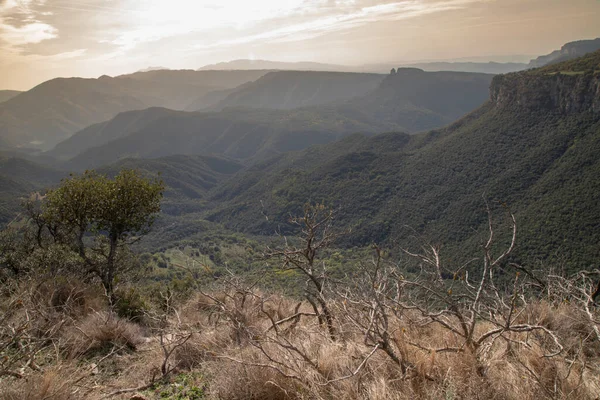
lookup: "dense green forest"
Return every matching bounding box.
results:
[204,52,600,271]
[1,51,600,275]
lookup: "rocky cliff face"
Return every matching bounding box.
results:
[490,72,600,114]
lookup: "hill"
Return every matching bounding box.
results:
[198,59,353,72]
[205,52,600,271]
[52,68,492,161]
[184,86,245,112]
[529,38,600,68]
[341,68,493,132]
[62,107,390,171]
[98,154,243,216]
[208,71,384,111]
[0,90,21,104]
[0,155,65,224]
[0,70,269,151]
[402,61,527,74]
[0,152,243,226]
[47,107,181,160]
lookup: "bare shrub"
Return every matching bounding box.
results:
[0,366,80,400]
[31,278,105,318]
[206,347,306,400]
[62,311,144,357]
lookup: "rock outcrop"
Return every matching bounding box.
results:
[490,72,600,114]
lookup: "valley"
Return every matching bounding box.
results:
[1,29,600,399]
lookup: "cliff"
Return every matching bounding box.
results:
[490,72,600,114]
[491,50,600,114]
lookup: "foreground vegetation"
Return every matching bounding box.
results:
[2,199,600,399]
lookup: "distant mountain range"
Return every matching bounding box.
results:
[197,38,600,75]
[529,38,600,68]
[2,37,598,153]
[47,69,492,167]
[206,71,384,111]
[198,59,353,72]
[0,70,269,151]
[198,58,529,75]
[341,68,492,132]
[1,41,600,270]
[400,62,528,74]
[0,90,21,104]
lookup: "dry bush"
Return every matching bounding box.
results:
[62,311,144,357]
[173,277,600,400]
[205,347,307,400]
[0,366,80,400]
[31,278,105,318]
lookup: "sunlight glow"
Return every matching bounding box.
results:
[112,0,307,49]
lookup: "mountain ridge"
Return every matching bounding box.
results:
[0,70,270,150]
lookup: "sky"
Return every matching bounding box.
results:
[0,0,599,90]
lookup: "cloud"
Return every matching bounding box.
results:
[191,0,476,50]
[1,0,598,90]
[0,0,57,48]
[1,20,55,45]
[0,0,485,60]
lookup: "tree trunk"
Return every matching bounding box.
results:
[104,232,118,304]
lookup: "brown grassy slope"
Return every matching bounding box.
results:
[1,278,599,400]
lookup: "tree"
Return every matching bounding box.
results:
[265,203,341,339]
[41,170,164,299]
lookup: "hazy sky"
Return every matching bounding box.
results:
[0,0,599,90]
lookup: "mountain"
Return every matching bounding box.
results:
[402,62,527,74]
[0,90,21,104]
[137,66,169,72]
[205,51,600,271]
[184,87,245,112]
[208,71,384,111]
[342,68,493,132]
[0,152,242,225]
[98,154,243,215]
[47,107,181,160]
[529,38,600,68]
[198,59,353,72]
[0,155,65,224]
[62,106,390,171]
[198,58,527,75]
[53,68,491,162]
[0,70,269,151]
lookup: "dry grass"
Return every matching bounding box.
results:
[171,290,600,400]
[0,366,81,400]
[2,282,600,400]
[62,311,145,358]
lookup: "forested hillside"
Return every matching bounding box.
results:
[342,68,493,132]
[206,52,600,271]
[2,52,599,272]
[99,155,243,215]
[0,155,64,224]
